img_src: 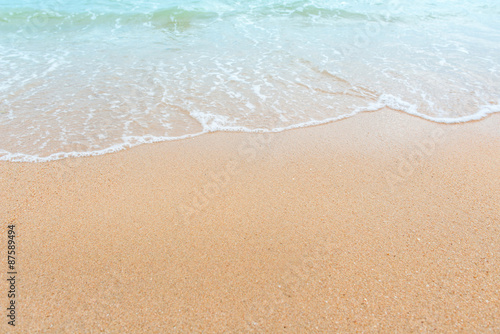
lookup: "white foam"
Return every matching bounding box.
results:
[1,98,499,163]
[0,131,208,163]
[1,0,500,163]
[252,84,267,102]
[373,94,500,124]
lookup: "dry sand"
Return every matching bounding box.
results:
[1,108,499,333]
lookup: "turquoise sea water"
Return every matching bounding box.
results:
[0,0,499,161]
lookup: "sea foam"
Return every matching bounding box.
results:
[0,0,499,162]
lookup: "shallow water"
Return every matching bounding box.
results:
[0,0,499,161]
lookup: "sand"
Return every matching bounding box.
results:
[1,108,499,333]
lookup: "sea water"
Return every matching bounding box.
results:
[0,0,499,161]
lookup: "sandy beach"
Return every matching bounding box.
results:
[1,108,499,332]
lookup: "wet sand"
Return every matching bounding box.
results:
[1,108,499,332]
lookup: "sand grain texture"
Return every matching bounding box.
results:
[1,109,499,332]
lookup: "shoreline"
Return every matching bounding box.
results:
[1,108,499,332]
[2,106,500,163]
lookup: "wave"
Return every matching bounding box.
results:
[0,7,220,31]
[1,98,498,163]
[1,0,498,162]
[0,2,465,32]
